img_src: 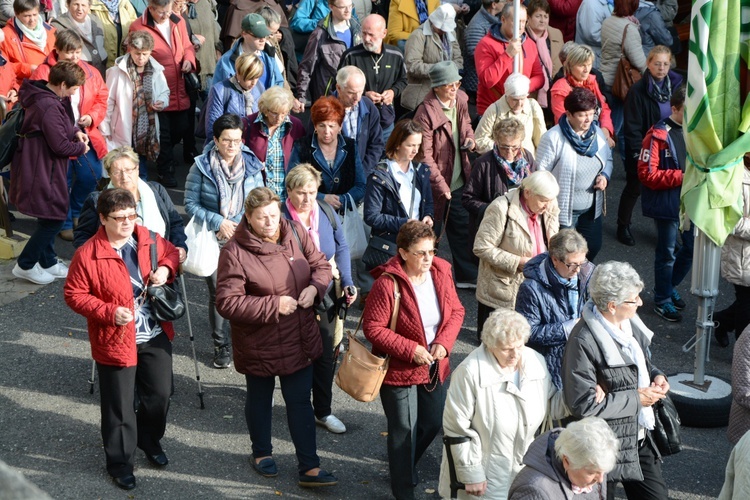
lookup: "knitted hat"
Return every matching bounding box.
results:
[429,61,461,88]
[428,4,456,33]
[241,13,271,38]
[504,73,530,98]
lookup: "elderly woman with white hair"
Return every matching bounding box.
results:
[562,261,670,500]
[508,416,619,499]
[474,73,547,155]
[439,309,570,499]
[473,170,560,340]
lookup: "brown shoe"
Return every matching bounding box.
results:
[59,229,73,241]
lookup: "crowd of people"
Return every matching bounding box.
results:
[5,0,750,497]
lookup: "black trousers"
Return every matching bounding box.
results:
[714,284,750,337]
[477,301,495,342]
[312,286,339,419]
[379,374,446,500]
[97,332,173,477]
[156,109,190,176]
[434,186,478,283]
[606,436,668,500]
[617,156,640,228]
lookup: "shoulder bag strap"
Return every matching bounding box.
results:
[149,230,157,273]
[289,221,304,253]
[620,24,630,60]
[381,272,401,331]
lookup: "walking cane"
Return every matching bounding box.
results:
[179,272,205,409]
[88,359,96,394]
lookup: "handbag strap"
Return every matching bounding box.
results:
[620,24,631,61]
[149,230,157,273]
[381,272,401,331]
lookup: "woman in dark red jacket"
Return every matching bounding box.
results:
[363,220,465,500]
[64,188,180,491]
[215,187,338,488]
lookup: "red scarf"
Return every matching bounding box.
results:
[520,193,546,256]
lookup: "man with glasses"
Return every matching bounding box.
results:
[293,0,361,111]
[516,229,594,390]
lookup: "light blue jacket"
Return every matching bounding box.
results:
[184,146,265,232]
[290,0,331,33]
[204,78,264,143]
[575,0,612,68]
[213,40,283,90]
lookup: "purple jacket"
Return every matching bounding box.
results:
[242,112,306,174]
[10,80,87,220]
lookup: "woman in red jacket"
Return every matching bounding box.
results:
[363,220,465,500]
[215,187,338,488]
[64,188,180,491]
[32,29,109,241]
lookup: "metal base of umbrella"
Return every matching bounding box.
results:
[668,372,731,428]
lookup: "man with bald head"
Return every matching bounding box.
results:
[339,14,407,143]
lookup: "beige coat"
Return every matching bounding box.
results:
[474,96,547,155]
[401,21,463,111]
[721,168,750,287]
[473,187,559,310]
[439,344,566,500]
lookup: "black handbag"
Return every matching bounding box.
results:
[146,232,186,322]
[652,394,682,456]
[361,234,397,270]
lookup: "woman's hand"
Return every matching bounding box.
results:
[595,383,606,404]
[651,375,670,394]
[217,219,238,241]
[114,306,134,325]
[323,194,342,210]
[464,481,487,496]
[429,343,447,361]
[603,128,616,148]
[279,296,298,315]
[151,101,165,112]
[297,285,318,308]
[594,174,608,191]
[517,256,530,272]
[413,345,434,365]
[421,216,433,227]
[148,265,170,286]
[181,60,193,73]
[638,386,666,407]
[78,115,93,128]
[344,286,358,305]
[177,247,187,263]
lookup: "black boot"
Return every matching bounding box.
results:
[617,225,636,246]
[714,323,730,348]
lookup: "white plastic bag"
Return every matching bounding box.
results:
[183,216,220,277]
[342,194,367,260]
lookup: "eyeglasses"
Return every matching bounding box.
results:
[331,3,353,10]
[562,259,588,271]
[109,166,138,177]
[219,138,242,145]
[108,213,138,223]
[440,82,461,90]
[410,249,436,259]
[498,144,521,152]
[622,296,642,305]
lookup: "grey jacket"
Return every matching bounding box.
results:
[635,0,673,59]
[561,301,665,483]
[51,13,108,77]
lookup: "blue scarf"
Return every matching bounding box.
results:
[558,114,599,158]
[99,0,120,22]
[547,257,579,318]
[415,0,429,24]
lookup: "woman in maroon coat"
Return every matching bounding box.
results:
[363,220,465,500]
[215,187,338,487]
[64,188,180,491]
[10,60,88,285]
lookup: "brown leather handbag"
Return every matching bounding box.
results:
[335,273,399,402]
[612,24,643,101]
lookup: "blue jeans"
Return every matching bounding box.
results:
[653,219,694,305]
[62,149,102,230]
[244,365,319,473]
[17,217,64,270]
[604,84,625,160]
[138,155,149,180]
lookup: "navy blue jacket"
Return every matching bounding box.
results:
[363,160,434,242]
[515,253,595,389]
[638,118,684,220]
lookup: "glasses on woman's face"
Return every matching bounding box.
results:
[110,166,138,177]
[219,138,242,145]
[621,295,642,306]
[562,259,588,271]
[410,249,436,259]
[108,213,138,223]
[498,144,521,152]
[331,3,353,10]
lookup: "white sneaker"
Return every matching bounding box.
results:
[12,263,54,285]
[315,414,346,434]
[42,259,69,279]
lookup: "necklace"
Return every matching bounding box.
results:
[371,53,384,75]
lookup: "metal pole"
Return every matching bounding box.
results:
[513,0,520,74]
[179,274,205,409]
[690,228,722,386]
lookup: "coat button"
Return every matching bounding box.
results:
[92,49,98,55]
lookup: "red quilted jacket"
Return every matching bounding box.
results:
[64,225,180,367]
[363,256,465,386]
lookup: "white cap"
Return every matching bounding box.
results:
[428,4,457,33]
[504,73,530,98]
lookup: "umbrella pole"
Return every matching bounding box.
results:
[513,0,520,73]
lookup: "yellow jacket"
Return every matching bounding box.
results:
[90,0,138,69]
[385,0,440,45]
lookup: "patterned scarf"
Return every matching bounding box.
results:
[15,18,47,50]
[127,56,160,162]
[187,0,198,19]
[285,198,321,250]
[415,0,429,24]
[231,76,256,116]
[528,29,552,107]
[493,146,530,187]
[99,0,120,22]
[209,146,246,219]
[648,71,672,103]
[558,114,598,158]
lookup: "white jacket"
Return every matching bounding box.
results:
[439,345,566,500]
[99,54,170,151]
[721,168,750,287]
[474,96,547,155]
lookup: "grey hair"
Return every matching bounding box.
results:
[559,40,577,65]
[501,2,525,20]
[336,65,366,88]
[548,229,588,262]
[492,117,526,143]
[589,261,644,310]
[481,309,530,349]
[555,416,619,472]
[127,30,155,51]
[564,44,595,73]
[258,86,295,114]
[102,146,139,173]
[258,5,281,26]
[285,163,322,191]
[520,170,559,200]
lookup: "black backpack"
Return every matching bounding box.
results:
[0,106,26,171]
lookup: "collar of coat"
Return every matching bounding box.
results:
[143,9,183,29]
[421,90,468,129]
[91,224,155,261]
[579,300,654,368]
[474,344,548,390]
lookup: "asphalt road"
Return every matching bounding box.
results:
[0,147,738,499]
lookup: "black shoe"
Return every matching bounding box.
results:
[157,173,178,188]
[298,469,338,487]
[113,474,136,490]
[146,451,169,467]
[617,225,636,246]
[252,456,278,477]
[213,345,231,369]
[671,290,686,310]
[714,324,730,348]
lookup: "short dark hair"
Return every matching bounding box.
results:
[55,29,84,52]
[385,119,423,159]
[613,0,639,18]
[97,188,136,216]
[310,96,345,126]
[671,84,686,109]
[526,0,550,16]
[13,0,39,15]
[564,87,598,113]
[49,60,86,87]
[148,0,172,8]
[212,113,243,141]
[396,220,436,251]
